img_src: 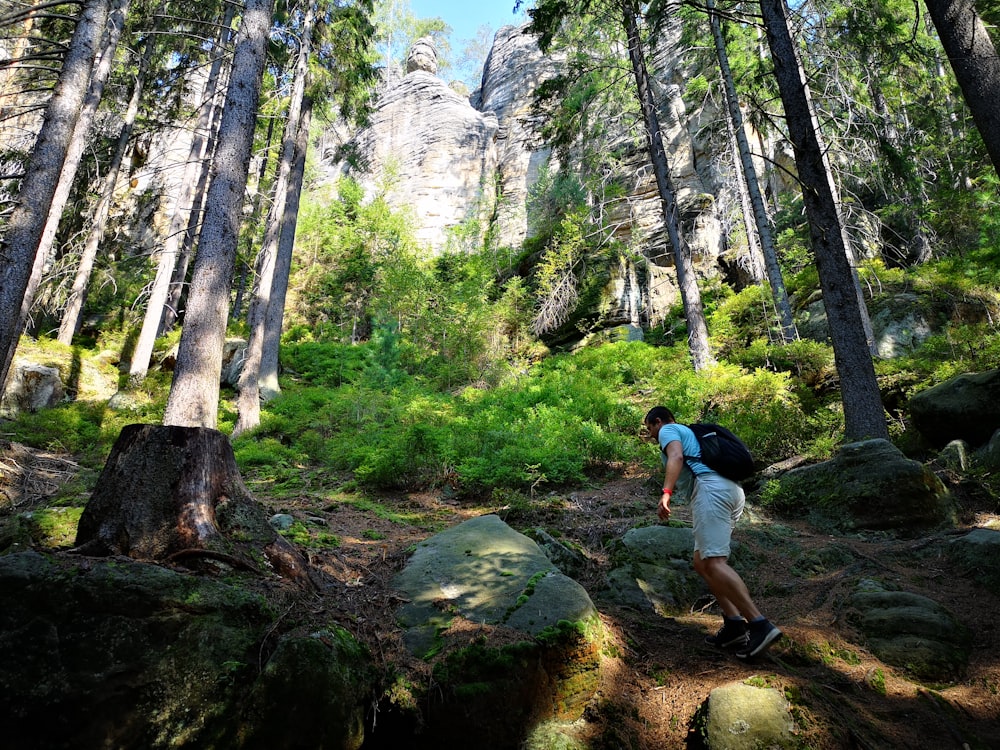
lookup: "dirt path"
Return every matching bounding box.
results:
[298,470,1000,749]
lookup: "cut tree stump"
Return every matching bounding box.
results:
[74,424,309,585]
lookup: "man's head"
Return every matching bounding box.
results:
[644,406,675,441]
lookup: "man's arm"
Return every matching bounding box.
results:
[658,439,684,520]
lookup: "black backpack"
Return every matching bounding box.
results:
[684,423,755,481]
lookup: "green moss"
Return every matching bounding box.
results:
[535,617,600,648]
[866,667,887,695]
[23,507,84,548]
[278,521,341,550]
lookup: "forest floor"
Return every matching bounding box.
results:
[4,446,1000,749]
[275,464,1000,750]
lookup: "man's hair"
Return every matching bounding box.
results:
[644,406,675,424]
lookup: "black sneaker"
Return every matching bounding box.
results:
[736,620,782,659]
[704,619,749,649]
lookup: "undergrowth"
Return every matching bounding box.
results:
[2,244,998,502]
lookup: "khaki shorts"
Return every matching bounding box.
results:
[690,471,745,559]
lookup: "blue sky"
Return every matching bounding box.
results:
[410,0,527,43]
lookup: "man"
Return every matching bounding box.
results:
[644,406,781,658]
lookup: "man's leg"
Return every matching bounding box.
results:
[694,550,760,622]
[694,551,762,622]
[696,552,781,656]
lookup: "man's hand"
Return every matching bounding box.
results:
[658,489,672,520]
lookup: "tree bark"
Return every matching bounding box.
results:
[759,0,888,441]
[128,4,236,383]
[58,37,154,345]
[0,0,110,393]
[260,99,313,400]
[708,0,797,343]
[924,0,1000,178]
[232,116,277,322]
[161,22,235,336]
[19,0,130,337]
[621,0,714,371]
[235,2,316,436]
[162,0,274,428]
[74,424,309,585]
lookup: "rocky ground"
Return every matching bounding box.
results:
[273,464,1000,749]
[3,445,1000,749]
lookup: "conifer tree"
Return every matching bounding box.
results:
[0,0,111,392]
[57,37,156,345]
[163,0,275,428]
[128,4,236,384]
[924,0,1000,178]
[705,0,796,342]
[523,0,715,370]
[759,0,888,441]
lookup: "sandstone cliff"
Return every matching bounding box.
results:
[323,24,731,345]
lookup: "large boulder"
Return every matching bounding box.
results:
[394,514,598,649]
[909,369,1000,447]
[869,294,934,358]
[694,682,798,750]
[391,515,603,747]
[601,525,707,615]
[847,579,970,682]
[158,337,246,387]
[0,551,373,749]
[766,439,955,536]
[0,362,64,418]
[406,35,438,74]
[947,528,1000,589]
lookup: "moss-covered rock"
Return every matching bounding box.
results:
[602,525,707,615]
[762,439,955,536]
[0,551,374,749]
[423,617,604,748]
[947,528,1000,589]
[239,628,372,749]
[390,515,605,747]
[847,580,970,682]
[693,681,798,750]
[909,369,1000,448]
[394,514,597,642]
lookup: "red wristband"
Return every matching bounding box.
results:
[662,488,672,496]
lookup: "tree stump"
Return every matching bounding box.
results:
[75,424,309,585]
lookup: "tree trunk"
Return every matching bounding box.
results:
[727,116,767,283]
[260,99,313,400]
[232,116,277,322]
[128,4,235,383]
[0,0,110,393]
[161,31,235,336]
[162,0,274,428]
[74,424,309,585]
[58,37,154,345]
[621,0,714,371]
[234,3,315,436]
[19,0,130,337]
[924,0,1000,178]
[708,0,797,343]
[759,0,888,441]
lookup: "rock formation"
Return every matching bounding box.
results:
[322,25,730,345]
[324,37,500,253]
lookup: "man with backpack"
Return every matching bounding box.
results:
[643,406,781,659]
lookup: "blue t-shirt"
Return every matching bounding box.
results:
[658,423,711,498]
